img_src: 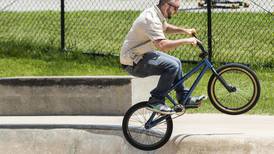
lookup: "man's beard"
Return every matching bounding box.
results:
[168,12,172,19]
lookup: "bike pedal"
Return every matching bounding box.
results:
[174,104,185,113]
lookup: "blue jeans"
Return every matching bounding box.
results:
[124,51,185,100]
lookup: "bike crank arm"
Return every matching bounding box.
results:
[145,111,186,129]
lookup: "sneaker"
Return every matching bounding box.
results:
[176,89,190,103]
[147,103,175,114]
[184,95,207,108]
[146,97,175,114]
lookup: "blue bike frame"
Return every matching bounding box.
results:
[145,57,235,129]
[145,57,216,129]
[145,36,235,129]
[166,57,215,106]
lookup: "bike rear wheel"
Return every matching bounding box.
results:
[122,102,173,151]
[208,63,260,115]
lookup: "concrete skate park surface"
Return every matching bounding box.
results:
[0,114,274,154]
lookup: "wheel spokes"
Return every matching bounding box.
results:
[128,107,168,146]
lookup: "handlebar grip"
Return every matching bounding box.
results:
[192,34,208,59]
[199,51,208,59]
[192,34,204,50]
[197,41,205,52]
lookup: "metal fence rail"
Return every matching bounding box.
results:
[0,0,273,67]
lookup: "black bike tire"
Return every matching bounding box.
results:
[122,101,173,151]
[207,63,261,115]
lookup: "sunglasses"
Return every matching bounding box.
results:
[168,2,180,12]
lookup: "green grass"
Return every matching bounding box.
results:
[0,56,125,77]
[0,42,125,76]
[0,11,273,67]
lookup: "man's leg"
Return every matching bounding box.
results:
[154,52,207,108]
[156,52,185,91]
[155,52,189,101]
[125,51,180,113]
[141,52,181,99]
[124,51,205,111]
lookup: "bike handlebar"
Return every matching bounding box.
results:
[192,34,209,59]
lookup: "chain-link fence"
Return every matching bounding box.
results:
[0,0,60,52]
[0,0,273,67]
[209,0,273,67]
[64,0,209,62]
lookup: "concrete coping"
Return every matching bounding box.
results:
[0,76,135,79]
[0,76,135,86]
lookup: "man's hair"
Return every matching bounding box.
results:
[158,0,178,6]
[158,0,172,6]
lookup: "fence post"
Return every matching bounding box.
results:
[207,0,212,61]
[61,0,65,51]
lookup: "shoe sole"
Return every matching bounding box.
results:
[198,95,208,106]
[185,96,208,108]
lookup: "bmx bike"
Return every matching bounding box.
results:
[122,35,260,151]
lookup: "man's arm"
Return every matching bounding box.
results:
[153,37,200,52]
[165,23,196,36]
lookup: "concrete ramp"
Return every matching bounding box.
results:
[0,114,274,154]
[0,129,131,154]
[0,128,274,154]
[0,129,117,154]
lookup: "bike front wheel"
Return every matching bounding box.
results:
[122,102,173,151]
[208,63,260,115]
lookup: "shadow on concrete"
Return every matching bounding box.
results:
[171,132,244,142]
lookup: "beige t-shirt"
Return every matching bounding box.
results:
[120,5,168,66]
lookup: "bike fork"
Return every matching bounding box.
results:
[210,65,236,92]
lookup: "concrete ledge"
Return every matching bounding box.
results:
[0,76,134,116]
[0,127,273,154]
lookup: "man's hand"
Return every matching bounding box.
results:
[186,28,197,36]
[186,37,202,46]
